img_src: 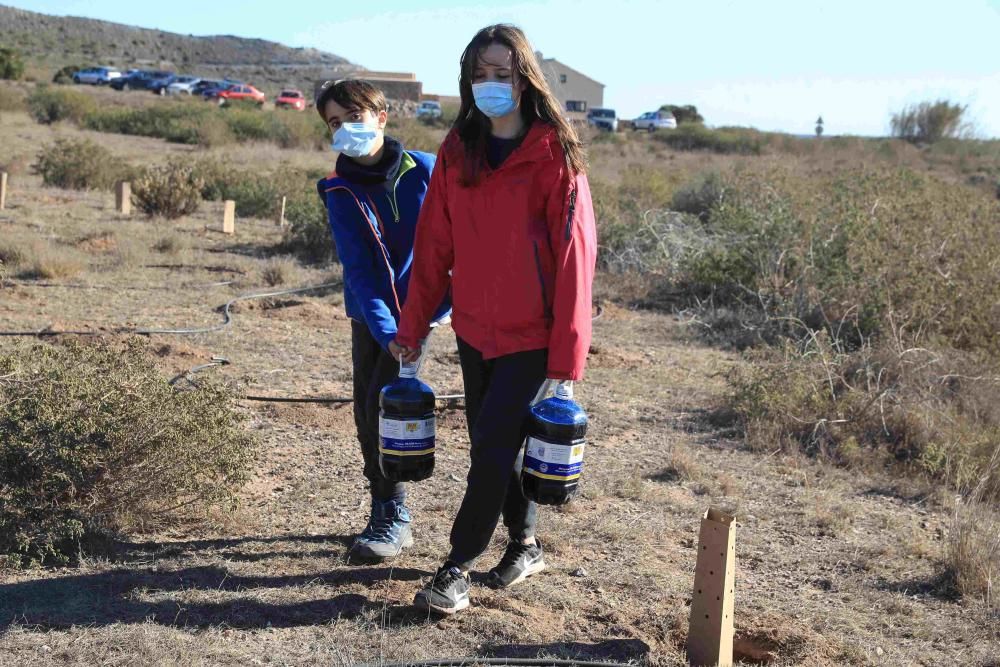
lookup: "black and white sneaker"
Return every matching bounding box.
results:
[414,563,471,615]
[486,538,546,589]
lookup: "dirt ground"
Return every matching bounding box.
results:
[1,111,998,666]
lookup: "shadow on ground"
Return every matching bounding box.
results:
[1,533,433,630]
[481,639,650,662]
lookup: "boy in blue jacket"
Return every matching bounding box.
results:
[315,79,450,559]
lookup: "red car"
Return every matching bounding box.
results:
[275,89,307,111]
[216,83,266,106]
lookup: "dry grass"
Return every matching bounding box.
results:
[945,451,1000,608]
[1,107,999,665]
[258,255,300,287]
[15,241,86,280]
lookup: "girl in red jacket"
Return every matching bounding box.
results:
[389,24,597,615]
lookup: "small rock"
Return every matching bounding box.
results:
[448,473,462,482]
[40,646,51,653]
[875,647,884,656]
[570,567,588,578]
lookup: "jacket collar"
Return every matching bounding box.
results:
[443,120,558,171]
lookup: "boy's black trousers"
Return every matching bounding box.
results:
[448,336,547,569]
[351,320,405,503]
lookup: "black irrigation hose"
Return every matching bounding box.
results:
[4,280,602,405]
[0,281,343,337]
[355,659,630,667]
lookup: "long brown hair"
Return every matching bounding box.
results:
[454,24,587,186]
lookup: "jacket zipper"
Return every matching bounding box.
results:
[533,241,552,319]
[565,186,578,241]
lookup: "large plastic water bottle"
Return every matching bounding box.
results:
[521,382,588,505]
[379,361,436,482]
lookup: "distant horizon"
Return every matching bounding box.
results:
[3,0,998,138]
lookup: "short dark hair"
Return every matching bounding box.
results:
[315,79,388,121]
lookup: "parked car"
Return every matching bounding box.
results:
[201,80,245,100]
[148,72,177,95]
[633,110,677,132]
[215,83,266,107]
[191,79,222,96]
[166,76,202,95]
[72,67,122,85]
[416,100,443,119]
[111,70,171,91]
[587,107,618,132]
[275,89,307,111]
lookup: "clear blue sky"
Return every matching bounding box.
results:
[7,0,1000,136]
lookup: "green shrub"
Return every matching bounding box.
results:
[282,191,336,262]
[726,335,1000,501]
[659,104,703,124]
[671,171,726,221]
[653,124,763,155]
[52,64,87,85]
[0,47,25,80]
[891,99,968,144]
[33,138,127,190]
[0,339,258,567]
[192,158,316,219]
[27,86,97,124]
[132,163,204,219]
[83,103,214,144]
[81,102,328,150]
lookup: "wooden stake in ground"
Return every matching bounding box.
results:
[278,196,286,227]
[115,180,131,215]
[0,171,8,211]
[223,200,236,234]
[687,507,736,667]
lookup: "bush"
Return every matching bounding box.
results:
[192,158,318,219]
[726,335,1000,501]
[33,138,127,190]
[0,339,258,567]
[0,47,25,81]
[653,124,763,155]
[660,104,703,124]
[27,86,97,124]
[282,192,336,262]
[132,163,204,219]
[52,64,87,85]
[83,103,215,145]
[82,101,328,150]
[891,100,968,144]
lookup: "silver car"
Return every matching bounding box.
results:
[166,76,202,95]
[73,67,122,85]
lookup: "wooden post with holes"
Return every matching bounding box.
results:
[278,196,286,227]
[223,200,236,234]
[115,180,131,215]
[687,507,736,667]
[0,171,8,211]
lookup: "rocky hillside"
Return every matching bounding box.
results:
[0,4,358,94]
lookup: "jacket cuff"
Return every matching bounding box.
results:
[545,368,581,382]
[395,332,421,349]
[375,328,398,351]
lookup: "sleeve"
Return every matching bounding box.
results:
[545,167,598,381]
[396,145,454,348]
[324,191,400,349]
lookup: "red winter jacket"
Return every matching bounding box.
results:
[396,121,597,381]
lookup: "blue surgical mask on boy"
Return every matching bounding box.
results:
[472,82,517,118]
[331,122,380,158]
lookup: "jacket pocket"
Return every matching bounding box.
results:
[533,241,553,320]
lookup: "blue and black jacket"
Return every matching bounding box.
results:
[317,147,451,349]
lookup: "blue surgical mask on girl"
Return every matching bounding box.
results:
[472,82,517,118]
[331,122,379,158]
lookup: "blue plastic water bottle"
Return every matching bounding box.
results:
[378,361,436,482]
[521,382,588,505]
